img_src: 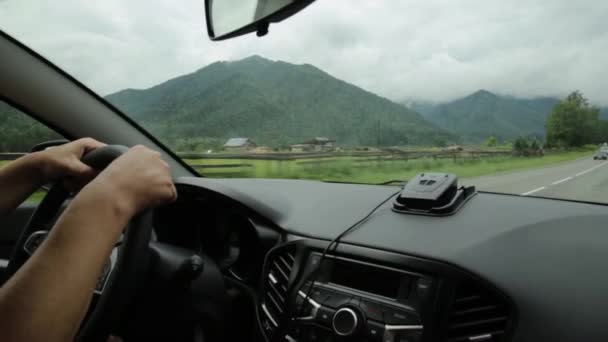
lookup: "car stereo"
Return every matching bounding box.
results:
[289,253,435,341]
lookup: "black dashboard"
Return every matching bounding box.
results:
[153,177,608,342]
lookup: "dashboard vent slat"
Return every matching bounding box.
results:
[261,246,296,336]
[272,260,290,282]
[445,281,512,342]
[452,304,499,317]
[268,281,286,304]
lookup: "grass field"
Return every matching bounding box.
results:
[184,149,594,184]
[0,149,594,203]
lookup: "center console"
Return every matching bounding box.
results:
[259,240,514,342]
[291,253,432,341]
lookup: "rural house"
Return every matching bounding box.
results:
[289,137,336,152]
[223,138,256,152]
[304,137,336,152]
[289,144,313,153]
[251,146,272,154]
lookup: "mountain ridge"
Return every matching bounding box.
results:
[106,56,457,148]
[406,89,608,143]
[406,91,560,142]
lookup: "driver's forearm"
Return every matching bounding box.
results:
[0,182,133,342]
[0,153,46,216]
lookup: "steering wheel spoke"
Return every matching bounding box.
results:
[94,246,119,295]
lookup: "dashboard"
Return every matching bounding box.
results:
[153,177,608,342]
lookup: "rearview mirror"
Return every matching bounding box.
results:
[205,0,315,41]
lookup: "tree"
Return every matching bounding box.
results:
[485,135,497,147]
[513,136,529,155]
[594,119,608,145]
[0,103,61,152]
[545,91,600,148]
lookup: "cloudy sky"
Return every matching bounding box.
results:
[1,0,607,104]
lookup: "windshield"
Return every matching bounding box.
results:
[2,1,608,203]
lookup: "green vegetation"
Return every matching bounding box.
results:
[545,91,608,148]
[25,191,46,203]
[106,56,456,149]
[0,102,62,152]
[512,136,543,156]
[185,149,593,184]
[409,90,557,143]
[485,135,497,147]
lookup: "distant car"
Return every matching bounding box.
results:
[593,151,608,160]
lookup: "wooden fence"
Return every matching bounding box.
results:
[0,150,517,178]
[1,150,513,163]
[178,150,512,161]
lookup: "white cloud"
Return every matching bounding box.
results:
[1,0,607,105]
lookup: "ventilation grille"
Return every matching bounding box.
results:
[446,281,512,342]
[261,246,296,333]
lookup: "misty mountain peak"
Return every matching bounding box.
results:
[470,89,498,99]
[238,55,273,64]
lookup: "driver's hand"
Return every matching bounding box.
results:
[33,138,106,188]
[84,145,177,216]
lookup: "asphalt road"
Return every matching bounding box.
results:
[462,155,608,203]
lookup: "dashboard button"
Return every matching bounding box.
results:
[310,286,332,303]
[316,306,335,325]
[305,326,332,342]
[358,299,386,322]
[365,320,385,341]
[309,254,322,267]
[304,254,322,275]
[323,290,351,309]
[415,278,432,299]
[383,308,420,325]
[395,329,422,342]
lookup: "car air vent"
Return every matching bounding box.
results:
[261,245,296,334]
[445,281,513,342]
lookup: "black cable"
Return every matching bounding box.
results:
[377,179,407,185]
[272,189,401,341]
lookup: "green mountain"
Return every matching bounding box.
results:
[407,90,559,143]
[106,55,456,150]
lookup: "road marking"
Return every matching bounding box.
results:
[523,161,607,196]
[521,186,546,196]
[575,161,608,177]
[552,176,573,185]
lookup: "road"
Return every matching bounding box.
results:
[462,155,608,203]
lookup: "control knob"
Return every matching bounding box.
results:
[332,307,360,337]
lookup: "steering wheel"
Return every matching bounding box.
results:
[3,145,153,342]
